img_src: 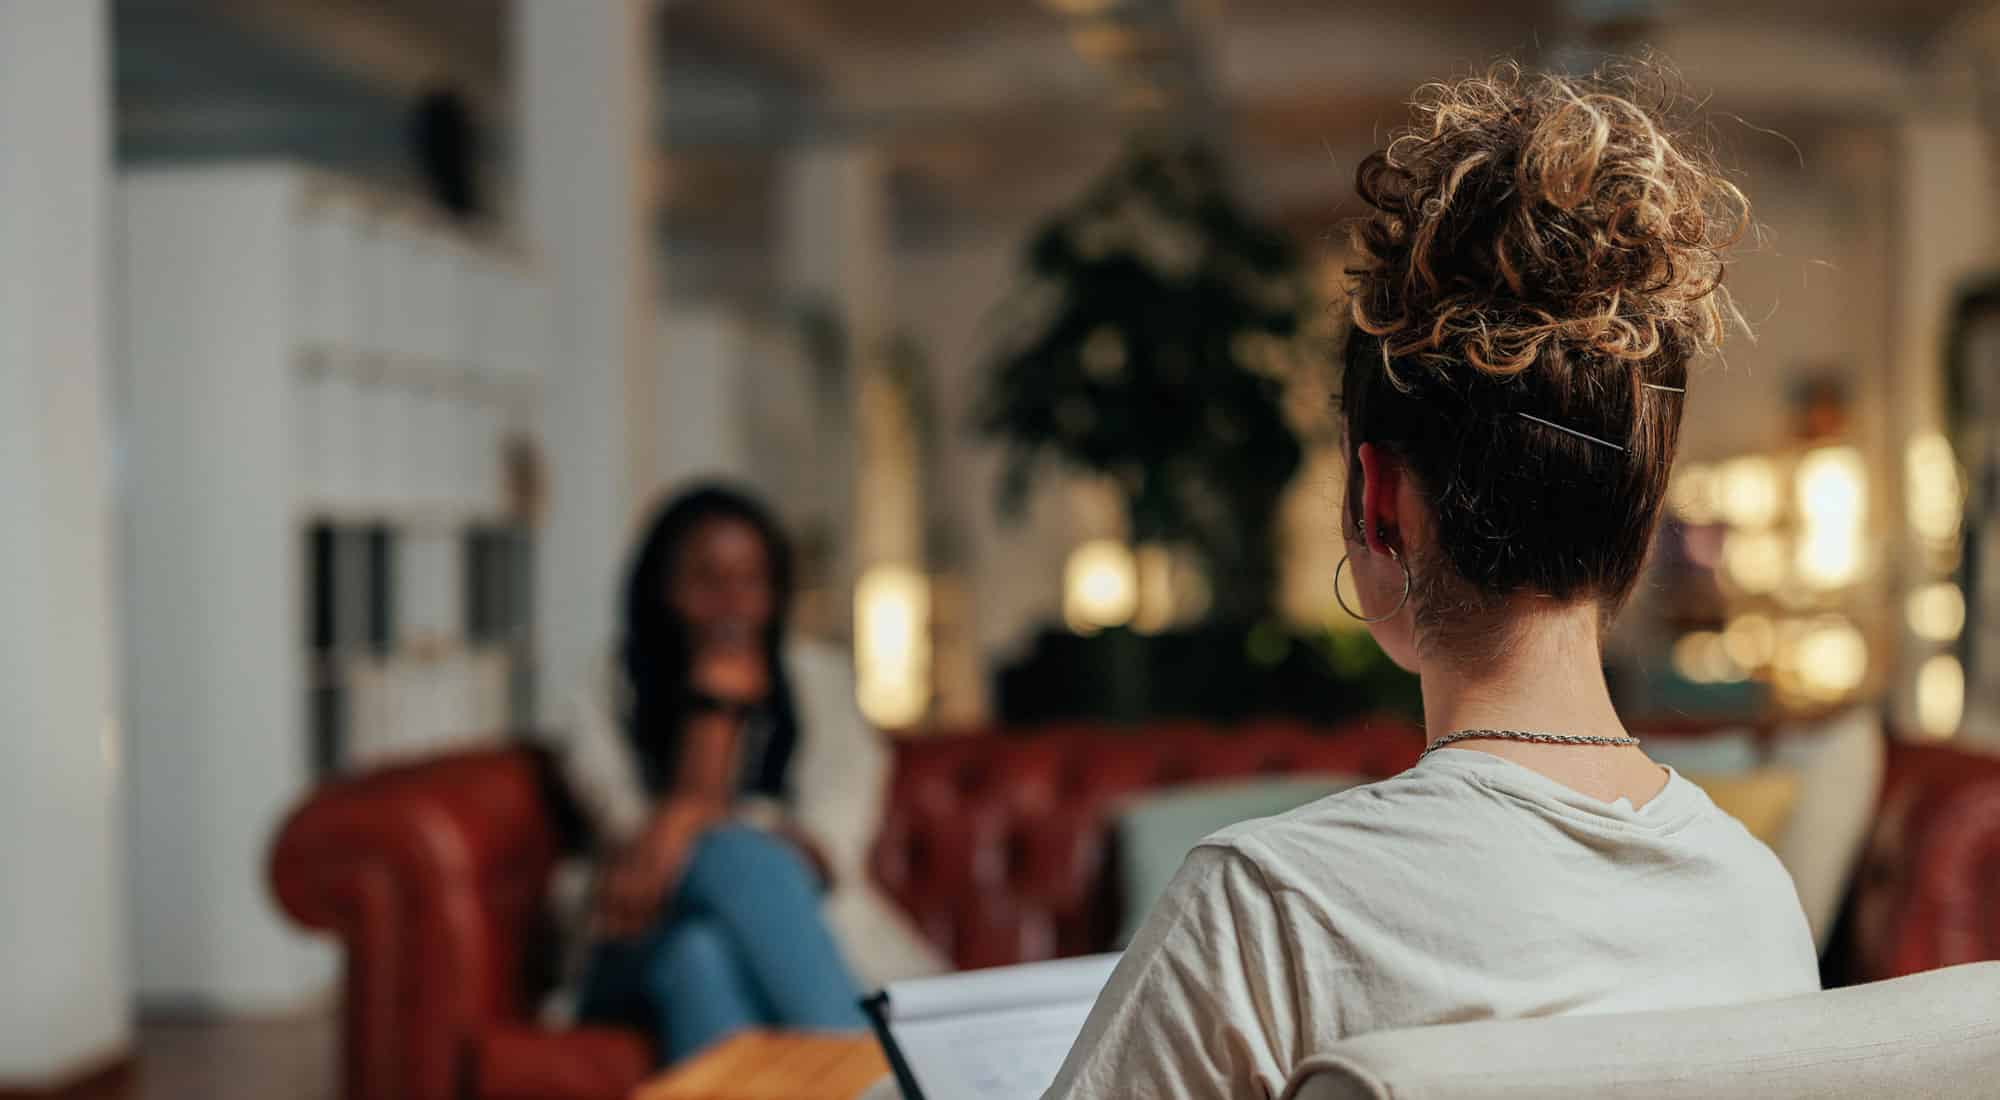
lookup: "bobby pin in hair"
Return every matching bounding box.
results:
[1516,412,1626,452]
[1642,383,1686,394]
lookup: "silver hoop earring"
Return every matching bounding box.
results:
[1334,547,1411,624]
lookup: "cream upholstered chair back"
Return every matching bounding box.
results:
[1282,962,2000,1100]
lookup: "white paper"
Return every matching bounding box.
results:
[878,953,1119,1100]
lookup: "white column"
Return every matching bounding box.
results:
[658,307,751,486]
[513,0,661,719]
[783,146,933,725]
[781,147,917,585]
[0,0,132,1086]
[1885,117,1998,734]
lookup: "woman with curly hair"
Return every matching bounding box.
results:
[1043,62,1817,1099]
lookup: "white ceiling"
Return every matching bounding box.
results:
[116,0,1999,296]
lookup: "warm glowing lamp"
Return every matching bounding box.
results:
[1794,445,1866,590]
[855,565,930,729]
[1794,527,1865,590]
[1796,445,1866,526]
[1065,539,1137,632]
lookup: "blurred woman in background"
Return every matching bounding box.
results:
[555,484,942,1064]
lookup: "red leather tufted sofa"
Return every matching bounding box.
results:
[869,718,1423,970]
[270,719,2000,1100]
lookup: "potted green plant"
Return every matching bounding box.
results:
[978,142,1308,621]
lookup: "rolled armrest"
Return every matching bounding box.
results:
[1847,741,2000,982]
[269,748,560,1100]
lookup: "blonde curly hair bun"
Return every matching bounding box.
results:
[1339,59,1750,631]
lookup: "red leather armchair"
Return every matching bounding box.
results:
[271,721,2000,1100]
[269,749,651,1100]
[1841,741,2000,981]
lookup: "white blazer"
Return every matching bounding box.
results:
[550,638,947,993]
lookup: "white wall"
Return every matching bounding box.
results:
[657,308,752,490]
[1673,146,1889,464]
[0,0,132,1084]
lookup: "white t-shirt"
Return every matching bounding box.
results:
[1043,748,1820,1100]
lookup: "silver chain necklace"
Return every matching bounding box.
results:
[1422,728,1641,758]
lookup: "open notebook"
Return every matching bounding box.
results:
[861,953,1122,1100]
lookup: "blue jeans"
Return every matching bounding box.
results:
[579,824,865,1064]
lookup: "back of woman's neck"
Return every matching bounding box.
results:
[1416,602,1625,744]
[1413,602,1669,806]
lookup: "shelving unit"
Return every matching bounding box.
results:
[118,163,547,1009]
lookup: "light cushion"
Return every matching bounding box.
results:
[1114,774,1361,945]
[1645,730,1762,775]
[1767,707,1884,950]
[1284,961,2000,1100]
[1682,769,1803,846]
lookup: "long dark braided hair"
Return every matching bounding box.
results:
[619,484,800,799]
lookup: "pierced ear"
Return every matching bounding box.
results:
[1356,442,1400,556]
[1370,522,1403,558]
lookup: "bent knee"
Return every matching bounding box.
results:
[644,919,736,994]
[683,824,814,895]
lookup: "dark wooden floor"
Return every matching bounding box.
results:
[137,1009,335,1100]
[50,1006,338,1100]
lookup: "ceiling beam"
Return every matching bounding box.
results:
[1217,11,1915,120]
[658,8,1920,158]
[671,0,859,89]
[217,0,505,120]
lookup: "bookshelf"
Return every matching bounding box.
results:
[117,163,547,1007]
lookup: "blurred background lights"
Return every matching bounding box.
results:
[1906,432,1963,543]
[1795,526,1865,590]
[1793,445,1867,590]
[1669,462,1720,525]
[1796,445,1867,527]
[1064,539,1137,632]
[1916,655,1965,739]
[1717,456,1782,528]
[1723,530,1788,594]
[1722,613,1777,671]
[1906,582,1967,643]
[1791,619,1868,700]
[1672,630,1745,684]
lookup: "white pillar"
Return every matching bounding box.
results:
[1885,117,1998,735]
[657,307,751,486]
[513,0,661,718]
[781,147,917,584]
[0,0,132,1086]
[783,146,933,725]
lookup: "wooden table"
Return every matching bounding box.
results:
[636,1031,890,1100]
